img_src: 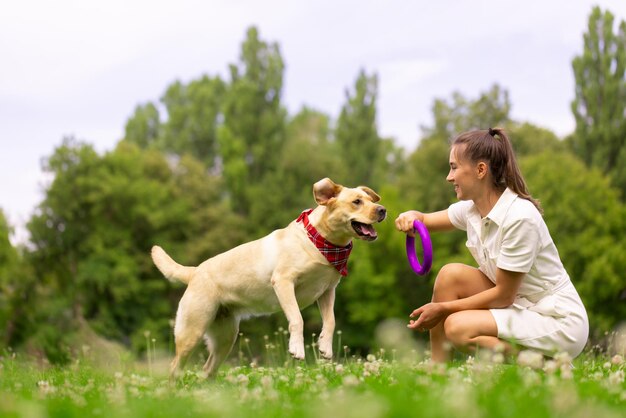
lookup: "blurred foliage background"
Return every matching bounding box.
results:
[1,7,625,364]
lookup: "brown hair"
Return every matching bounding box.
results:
[451,128,543,214]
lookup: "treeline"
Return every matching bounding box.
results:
[1,7,625,363]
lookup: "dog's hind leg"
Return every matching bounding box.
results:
[170,292,218,380]
[202,314,240,378]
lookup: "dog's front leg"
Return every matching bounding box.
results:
[272,277,305,360]
[317,286,336,359]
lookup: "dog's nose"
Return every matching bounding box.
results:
[377,206,387,222]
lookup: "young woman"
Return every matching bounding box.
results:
[395,128,588,362]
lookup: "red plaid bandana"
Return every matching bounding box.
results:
[296,209,352,276]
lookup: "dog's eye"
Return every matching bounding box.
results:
[353,199,362,205]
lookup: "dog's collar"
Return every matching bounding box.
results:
[296,209,352,276]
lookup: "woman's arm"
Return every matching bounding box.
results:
[395,209,456,235]
[408,268,524,330]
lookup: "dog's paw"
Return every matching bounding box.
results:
[319,346,333,360]
[318,338,333,359]
[318,333,333,359]
[288,340,305,360]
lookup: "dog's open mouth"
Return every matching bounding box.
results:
[351,221,378,241]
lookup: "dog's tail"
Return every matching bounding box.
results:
[151,245,195,285]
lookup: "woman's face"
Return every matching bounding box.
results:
[447,145,479,200]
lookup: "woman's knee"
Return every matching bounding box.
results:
[433,263,467,297]
[443,313,470,346]
[433,263,493,301]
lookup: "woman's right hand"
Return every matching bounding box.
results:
[395,210,425,237]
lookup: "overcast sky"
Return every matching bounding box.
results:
[2,0,626,244]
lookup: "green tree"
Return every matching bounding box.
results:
[248,107,346,233]
[27,138,245,360]
[124,102,161,149]
[421,84,511,141]
[0,210,22,345]
[571,6,626,198]
[219,26,287,216]
[507,122,566,158]
[335,69,384,188]
[159,76,226,168]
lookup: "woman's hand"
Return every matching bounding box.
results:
[407,302,449,331]
[395,210,424,237]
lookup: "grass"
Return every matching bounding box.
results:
[0,334,625,418]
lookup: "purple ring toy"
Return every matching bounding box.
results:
[406,220,433,275]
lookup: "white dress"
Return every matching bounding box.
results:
[448,188,589,358]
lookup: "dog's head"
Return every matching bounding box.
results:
[312,178,386,242]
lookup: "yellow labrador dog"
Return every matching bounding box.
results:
[152,178,386,378]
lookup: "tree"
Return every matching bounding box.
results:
[124,102,160,149]
[507,122,566,158]
[159,76,227,168]
[571,6,626,198]
[219,26,287,216]
[26,139,245,359]
[335,69,384,188]
[420,84,511,141]
[0,210,23,345]
[247,107,346,233]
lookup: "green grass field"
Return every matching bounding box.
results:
[1,338,625,418]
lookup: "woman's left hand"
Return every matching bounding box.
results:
[408,302,448,331]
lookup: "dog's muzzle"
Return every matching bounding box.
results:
[376,206,387,222]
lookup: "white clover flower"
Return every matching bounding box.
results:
[553,352,573,366]
[364,361,381,376]
[37,380,56,395]
[611,354,624,365]
[236,374,249,386]
[342,374,360,386]
[335,364,345,374]
[543,360,558,374]
[493,343,505,353]
[608,370,625,386]
[366,354,376,362]
[517,350,544,369]
[491,353,505,364]
[260,375,273,389]
[560,364,573,380]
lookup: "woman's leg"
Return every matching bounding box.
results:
[444,310,513,355]
[429,263,495,362]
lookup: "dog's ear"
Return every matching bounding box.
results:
[313,178,343,205]
[358,186,380,203]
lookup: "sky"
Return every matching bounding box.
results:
[1,0,626,245]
